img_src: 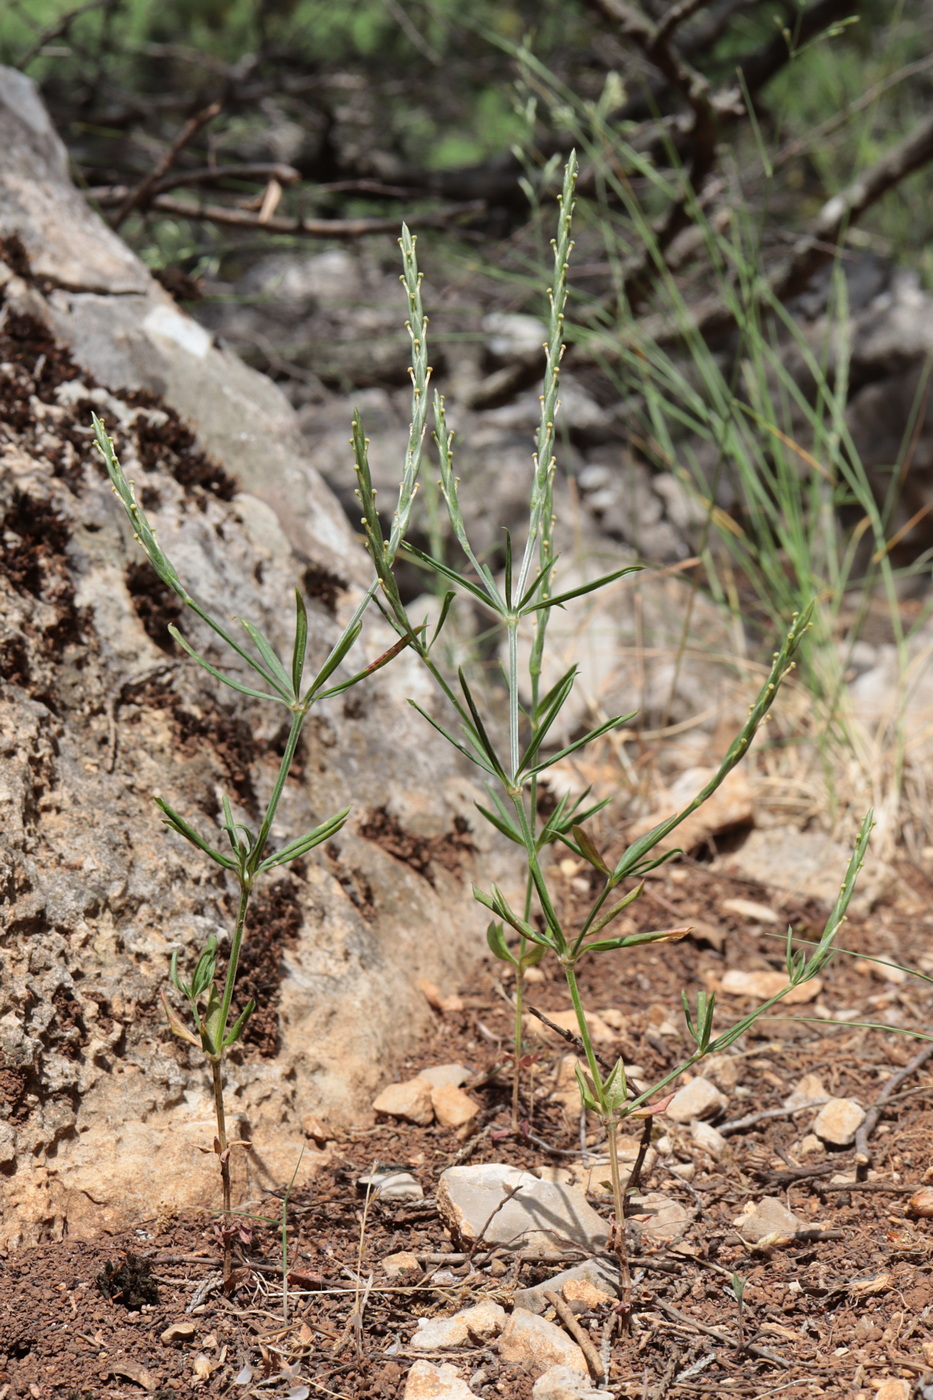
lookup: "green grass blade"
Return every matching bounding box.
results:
[291,590,308,699]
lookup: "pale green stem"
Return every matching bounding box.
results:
[252,707,306,865]
[210,1058,233,1282]
[217,881,252,1050]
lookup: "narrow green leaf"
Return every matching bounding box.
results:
[407,700,496,775]
[223,998,256,1050]
[520,670,576,771]
[257,808,350,870]
[240,618,294,694]
[304,622,363,698]
[291,590,308,698]
[458,669,506,779]
[474,803,523,844]
[317,626,423,700]
[167,626,287,703]
[402,541,499,610]
[161,990,201,1048]
[429,591,456,651]
[155,797,238,868]
[517,556,559,612]
[585,882,645,936]
[524,713,635,778]
[503,529,513,609]
[585,925,691,953]
[521,564,643,614]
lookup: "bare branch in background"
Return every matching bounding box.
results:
[111,100,223,230]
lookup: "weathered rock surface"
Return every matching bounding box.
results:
[733,1196,805,1244]
[665,1076,727,1124]
[0,68,512,1246]
[411,1300,506,1350]
[532,1366,604,1400]
[498,1310,587,1377]
[403,1360,478,1400]
[436,1164,609,1254]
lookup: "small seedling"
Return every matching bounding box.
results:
[351,154,872,1299]
[95,419,408,1279]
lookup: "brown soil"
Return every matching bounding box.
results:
[2,851,933,1400]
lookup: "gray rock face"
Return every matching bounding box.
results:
[0,68,510,1246]
[436,1164,610,1255]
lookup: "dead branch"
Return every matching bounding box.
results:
[112,100,223,230]
[106,193,486,238]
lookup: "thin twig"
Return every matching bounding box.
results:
[719,1098,830,1137]
[855,1041,933,1166]
[115,192,486,237]
[112,100,223,230]
[543,1290,605,1381]
[651,1300,795,1368]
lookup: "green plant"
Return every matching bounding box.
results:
[94,417,407,1279]
[352,156,872,1299]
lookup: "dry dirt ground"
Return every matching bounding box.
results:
[2,846,933,1400]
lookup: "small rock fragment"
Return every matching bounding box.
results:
[417,1064,471,1088]
[783,1073,828,1109]
[665,1076,726,1124]
[812,1097,866,1147]
[720,969,821,1003]
[628,1193,691,1243]
[733,1196,804,1244]
[161,1321,196,1344]
[701,1053,741,1089]
[908,1187,933,1218]
[796,1134,824,1157]
[532,1366,605,1400]
[404,1359,478,1399]
[874,1381,911,1400]
[301,1112,332,1145]
[720,897,780,924]
[514,1260,620,1315]
[437,1164,609,1254]
[562,1276,612,1311]
[418,979,464,1014]
[358,1170,424,1201]
[431,1084,480,1129]
[691,1120,727,1159]
[383,1251,422,1278]
[411,1299,507,1350]
[498,1309,587,1377]
[372,1078,435,1126]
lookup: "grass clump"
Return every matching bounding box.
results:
[352,155,873,1300]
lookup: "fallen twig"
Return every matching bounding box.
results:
[112,100,222,230]
[855,1041,933,1166]
[543,1289,606,1381]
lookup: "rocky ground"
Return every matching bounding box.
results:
[2,833,932,1400]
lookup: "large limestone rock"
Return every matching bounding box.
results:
[0,68,508,1246]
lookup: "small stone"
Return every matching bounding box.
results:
[720,969,822,1003]
[403,1360,478,1399]
[431,1084,480,1129]
[874,1381,911,1400]
[513,1260,620,1315]
[668,1161,696,1182]
[372,1077,435,1125]
[498,1309,586,1377]
[161,1321,196,1344]
[908,1187,933,1218]
[797,1134,824,1157]
[701,1053,741,1089]
[437,1164,609,1254]
[628,1193,691,1243]
[383,1252,422,1278]
[783,1073,828,1109]
[720,897,780,924]
[562,1276,612,1311]
[411,1299,507,1350]
[733,1196,804,1245]
[532,1366,605,1400]
[301,1112,333,1145]
[358,1171,424,1201]
[418,979,464,1014]
[691,1120,727,1159]
[417,1064,471,1088]
[812,1097,866,1147]
[665,1076,727,1124]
